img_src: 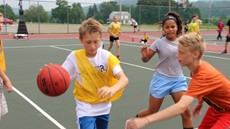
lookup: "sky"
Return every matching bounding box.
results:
[0,0,112,11]
[1,0,199,11]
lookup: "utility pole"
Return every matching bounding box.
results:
[3,0,7,34]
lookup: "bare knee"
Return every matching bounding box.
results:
[181,108,192,119]
[117,45,120,49]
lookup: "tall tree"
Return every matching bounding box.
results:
[95,1,119,23]
[86,6,93,19]
[51,0,68,23]
[87,4,98,19]
[0,4,16,20]
[69,3,85,24]
[24,4,49,23]
[51,0,85,24]
[136,0,200,24]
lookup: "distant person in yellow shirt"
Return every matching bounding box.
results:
[107,15,121,60]
[188,15,199,33]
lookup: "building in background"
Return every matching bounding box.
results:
[108,11,131,24]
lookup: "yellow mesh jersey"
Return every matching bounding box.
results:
[73,49,124,104]
[188,22,199,33]
[144,35,149,41]
[109,22,121,36]
[0,40,6,72]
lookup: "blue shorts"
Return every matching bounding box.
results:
[149,72,188,98]
[77,114,110,129]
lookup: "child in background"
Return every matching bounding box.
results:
[221,19,230,54]
[0,12,13,119]
[216,19,224,40]
[126,32,230,129]
[62,18,128,129]
[140,32,149,44]
[188,15,199,33]
[130,18,140,33]
[184,19,189,34]
[107,15,121,60]
[133,12,193,129]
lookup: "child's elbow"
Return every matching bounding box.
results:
[177,103,188,114]
[124,76,129,87]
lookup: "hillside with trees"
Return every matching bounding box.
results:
[0,0,229,26]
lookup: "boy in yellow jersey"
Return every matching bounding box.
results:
[107,15,121,60]
[62,18,128,129]
[0,12,13,119]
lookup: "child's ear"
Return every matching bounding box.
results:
[80,39,83,44]
[193,51,200,59]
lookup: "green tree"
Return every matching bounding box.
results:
[24,4,49,23]
[69,3,85,24]
[86,4,98,19]
[51,0,68,23]
[51,0,85,24]
[0,4,16,20]
[95,1,119,23]
[135,0,201,24]
[86,6,93,19]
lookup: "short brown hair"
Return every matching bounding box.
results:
[178,33,206,59]
[0,12,3,17]
[79,18,102,40]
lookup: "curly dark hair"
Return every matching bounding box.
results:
[161,11,183,36]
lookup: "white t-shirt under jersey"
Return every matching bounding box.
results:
[62,48,122,119]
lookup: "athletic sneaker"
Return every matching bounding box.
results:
[117,55,120,60]
[221,50,227,54]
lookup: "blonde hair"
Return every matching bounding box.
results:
[178,33,206,59]
[0,12,3,17]
[79,18,102,40]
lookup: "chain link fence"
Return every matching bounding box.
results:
[1,0,230,34]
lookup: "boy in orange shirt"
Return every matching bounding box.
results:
[125,32,230,129]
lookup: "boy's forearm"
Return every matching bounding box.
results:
[113,73,128,92]
[145,103,185,126]
[144,95,194,127]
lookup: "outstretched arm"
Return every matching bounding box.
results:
[126,95,195,129]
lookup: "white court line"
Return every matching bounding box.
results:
[12,87,66,129]
[4,44,80,49]
[120,43,230,60]
[5,43,230,60]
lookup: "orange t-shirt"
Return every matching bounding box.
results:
[186,61,230,112]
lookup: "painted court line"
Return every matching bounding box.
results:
[4,44,80,49]
[12,87,66,129]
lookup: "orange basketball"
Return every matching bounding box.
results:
[37,64,70,97]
